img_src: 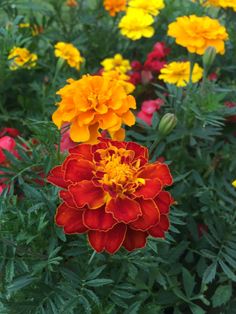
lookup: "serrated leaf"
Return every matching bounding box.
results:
[202,262,217,284]
[219,260,236,281]
[85,278,113,287]
[212,284,232,308]
[182,268,195,298]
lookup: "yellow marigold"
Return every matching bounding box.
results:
[128,0,165,16]
[52,75,136,143]
[195,0,236,10]
[103,0,127,16]
[102,70,135,94]
[8,47,38,70]
[101,54,131,74]
[119,8,154,40]
[232,180,236,188]
[54,42,84,71]
[168,15,228,55]
[159,61,203,87]
[19,23,30,28]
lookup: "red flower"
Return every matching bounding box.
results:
[0,128,20,138]
[225,101,236,122]
[153,42,171,59]
[137,99,164,125]
[48,138,174,254]
[0,136,19,164]
[144,42,170,73]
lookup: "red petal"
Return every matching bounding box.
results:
[47,166,68,188]
[88,223,127,254]
[154,191,173,214]
[69,144,93,161]
[64,159,94,183]
[148,215,170,238]
[122,227,148,251]
[130,199,160,231]
[126,142,148,164]
[106,197,142,224]
[59,190,77,208]
[83,206,117,231]
[69,181,105,209]
[134,178,162,199]
[55,203,87,234]
[139,163,173,186]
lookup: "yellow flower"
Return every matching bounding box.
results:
[232,180,236,188]
[54,42,84,71]
[128,0,165,16]
[101,54,131,74]
[102,70,135,94]
[19,23,30,28]
[119,8,154,40]
[8,47,38,70]
[52,75,136,143]
[195,0,236,10]
[103,0,127,16]
[168,15,228,55]
[159,61,203,87]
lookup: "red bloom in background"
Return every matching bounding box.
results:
[0,128,20,138]
[48,138,174,254]
[225,101,236,122]
[0,136,19,163]
[60,129,78,153]
[137,99,164,125]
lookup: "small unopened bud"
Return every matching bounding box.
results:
[203,46,216,70]
[158,113,177,136]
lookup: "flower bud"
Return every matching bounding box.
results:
[203,46,216,69]
[158,113,177,136]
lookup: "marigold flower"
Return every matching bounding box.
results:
[101,54,131,74]
[48,138,174,253]
[54,42,84,71]
[196,0,236,11]
[103,0,127,16]
[8,47,38,70]
[66,0,78,7]
[232,180,236,188]
[159,61,203,87]
[128,0,165,16]
[168,15,228,55]
[102,70,135,94]
[52,75,136,143]
[119,8,154,40]
[19,23,30,28]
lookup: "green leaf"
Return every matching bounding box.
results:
[85,278,113,287]
[7,275,36,293]
[202,262,217,284]
[212,284,232,308]
[182,268,195,298]
[189,303,206,314]
[219,260,236,281]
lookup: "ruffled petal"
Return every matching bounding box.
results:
[122,227,148,251]
[59,190,77,208]
[69,144,93,161]
[64,159,94,183]
[47,166,68,188]
[106,197,142,223]
[69,181,105,209]
[134,178,162,199]
[83,206,117,231]
[154,191,174,214]
[139,163,173,186]
[130,199,160,231]
[148,215,170,238]
[55,203,87,234]
[88,223,127,254]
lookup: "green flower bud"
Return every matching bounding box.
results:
[203,46,216,70]
[158,113,177,136]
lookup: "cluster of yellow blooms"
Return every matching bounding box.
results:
[101,54,134,93]
[54,42,84,71]
[118,0,165,40]
[159,62,203,87]
[8,47,38,70]
[195,0,236,11]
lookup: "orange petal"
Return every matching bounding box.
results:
[134,178,162,199]
[70,121,90,142]
[106,197,142,224]
[69,181,105,209]
[64,159,94,182]
[130,199,160,231]
[122,227,148,251]
[139,163,173,186]
[47,166,68,188]
[83,206,117,231]
[110,128,125,141]
[122,110,136,126]
[88,223,127,254]
[55,203,87,234]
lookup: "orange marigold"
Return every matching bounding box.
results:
[168,15,228,55]
[103,0,127,16]
[52,75,136,143]
[54,42,84,70]
[48,138,174,254]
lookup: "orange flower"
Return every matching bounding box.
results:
[54,42,84,70]
[48,138,174,254]
[103,0,127,16]
[66,0,78,6]
[52,75,136,143]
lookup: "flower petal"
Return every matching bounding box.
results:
[126,142,148,163]
[55,203,87,234]
[139,163,173,186]
[64,159,94,182]
[69,144,93,161]
[130,199,160,231]
[83,206,117,231]
[69,181,105,209]
[88,223,127,254]
[70,122,90,142]
[59,190,77,208]
[47,166,68,188]
[106,197,142,223]
[134,178,162,199]
[154,191,174,214]
[148,215,170,238]
[122,227,148,251]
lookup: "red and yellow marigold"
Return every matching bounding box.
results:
[48,138,174,253]
[52,75,136,143]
